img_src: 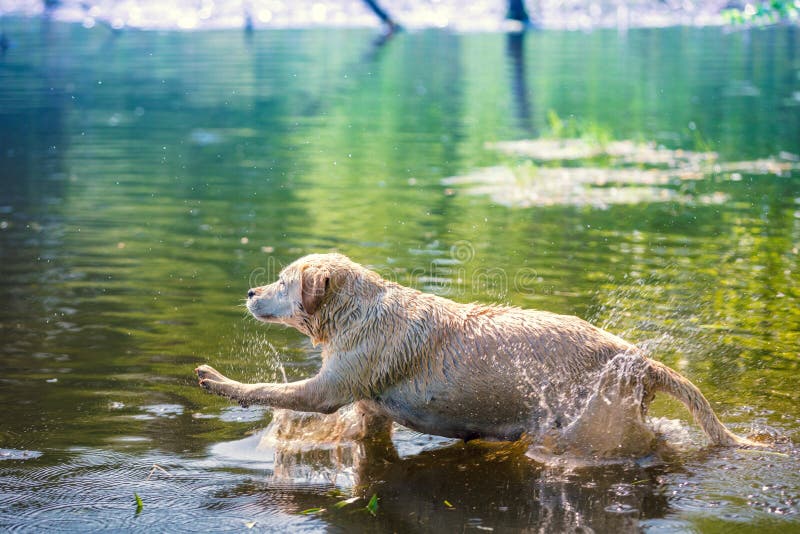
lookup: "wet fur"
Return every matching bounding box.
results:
[196,253,755,457]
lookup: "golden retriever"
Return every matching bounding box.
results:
[196,253,756,458]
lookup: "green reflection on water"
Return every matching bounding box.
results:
[0,18,798,531]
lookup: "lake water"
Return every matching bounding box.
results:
[0,18,799,532]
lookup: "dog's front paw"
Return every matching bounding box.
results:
[195,364,246,402]
[196,364,229,394]
[195,364,227,383]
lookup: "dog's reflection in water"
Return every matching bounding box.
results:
[213,406,671,532]
[257,405,397,485]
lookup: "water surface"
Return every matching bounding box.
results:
[0,19,799,532]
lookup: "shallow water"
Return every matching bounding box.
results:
[0,19,799,532]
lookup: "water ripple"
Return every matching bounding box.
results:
[0,448,323,532]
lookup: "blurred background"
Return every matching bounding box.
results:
[0,0,798,30]
[0,0,799,532]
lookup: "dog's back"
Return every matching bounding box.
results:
[348,284,637,442]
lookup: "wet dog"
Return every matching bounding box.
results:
[196,253,756,458]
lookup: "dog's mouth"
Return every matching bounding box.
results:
[246,302,273,321]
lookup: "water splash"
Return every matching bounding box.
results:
[227,325,287,384]
[211,406,369,486]
[522,353,668,468]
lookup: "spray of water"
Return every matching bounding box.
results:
[582,266,755,452]
[227,315,285,384]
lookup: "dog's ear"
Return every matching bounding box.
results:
[301,266,329,315]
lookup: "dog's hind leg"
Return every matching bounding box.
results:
[555,353,657,458]
[353,400,394,441]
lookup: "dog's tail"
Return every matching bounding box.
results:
[647,359,759,447]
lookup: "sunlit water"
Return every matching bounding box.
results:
[0,18,799,532]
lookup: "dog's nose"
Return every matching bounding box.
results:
[247,289,256,299]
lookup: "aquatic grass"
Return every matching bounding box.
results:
[723,1,800,25]
[545,110,614,149]
[297,495,374,516]
[688,123,714,156]
[326,488,346,498]
[450,117,799,210]
[333,497,361,509]
[366,494,379,516]
[134,493,143,515]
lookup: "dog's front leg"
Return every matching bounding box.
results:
[195,364,351,413]
[195,365,253,406]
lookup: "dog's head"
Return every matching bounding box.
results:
[246,253,375,338]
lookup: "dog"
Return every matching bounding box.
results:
[196,253,757,459]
